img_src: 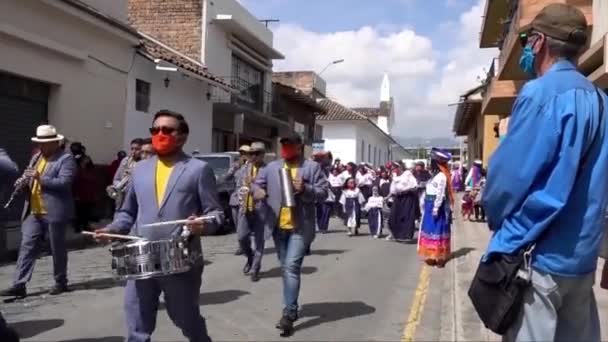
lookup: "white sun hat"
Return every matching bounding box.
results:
[31,124,64,143]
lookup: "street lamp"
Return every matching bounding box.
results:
[319,59,345,76]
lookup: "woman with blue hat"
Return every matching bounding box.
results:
[418,148,454,267]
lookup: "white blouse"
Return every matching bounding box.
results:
[328,174,345,187]
[339,188,366,206]
[425,172,447,213]
[356,172,374,186]
[389,171,418,195]
[364,196,384,210]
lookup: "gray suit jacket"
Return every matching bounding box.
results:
[22,151,76,223]
[236,162,271,239]
[0,148,18,191]
[226,163,246,207]
[107,153,224,261]
[253,159,329,244]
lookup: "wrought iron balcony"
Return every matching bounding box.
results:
[497,0,520,53]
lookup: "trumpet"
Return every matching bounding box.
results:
[107,157,135,201]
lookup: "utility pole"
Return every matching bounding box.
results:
[259,19,280,27]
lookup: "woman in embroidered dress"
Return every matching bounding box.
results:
[387,164,419,242]
[339,177,365,236]
[418,148,455,267]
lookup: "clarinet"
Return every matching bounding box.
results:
[3,153,41,209]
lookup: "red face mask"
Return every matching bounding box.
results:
[152,133,178,156]
[281,144,299,161]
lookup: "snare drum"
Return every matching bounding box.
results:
[110,237,193,280]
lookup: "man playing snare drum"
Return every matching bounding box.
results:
[95,110,223,342]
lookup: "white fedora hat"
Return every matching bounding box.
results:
[31,124,64,143]
[250,141,266,152]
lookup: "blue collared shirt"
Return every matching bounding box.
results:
[482,60,608,277]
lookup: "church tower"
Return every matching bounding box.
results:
[378,72,394,135]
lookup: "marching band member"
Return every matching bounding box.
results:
[0,148,20,341]
[227,145,251,256]
[236,142,268,282]
[140,137,155,160]
[111,138,143,208]
[339,177,365,236]
[251,132,328,337]
[1,125,76,298]
[95,110,223,342]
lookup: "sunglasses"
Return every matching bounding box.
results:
[149,126,177,135]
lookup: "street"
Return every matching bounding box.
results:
[0,219,451,342]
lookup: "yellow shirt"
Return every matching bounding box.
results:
[278,164,298,230]
[246,166,258,212]
[30,157,48,215]
[155,160,175,206]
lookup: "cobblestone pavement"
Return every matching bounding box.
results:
[0,220,432,341]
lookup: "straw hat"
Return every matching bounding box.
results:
[31,125,64,143]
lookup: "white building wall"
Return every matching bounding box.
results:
[355,122,393,166]
[592,0,608,45]
[319,122,358,164]
[125,54,213,154]
[0,0,137,164]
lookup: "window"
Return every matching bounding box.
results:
[231,55,264,110]
[135,79,150,112]
[368,144,371,163]
[361,140,365,162]
[373,146,377,166]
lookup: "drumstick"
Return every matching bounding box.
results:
[138,215,216,228]
[81,231,144,241]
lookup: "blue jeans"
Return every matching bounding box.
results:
[273,230,308,318]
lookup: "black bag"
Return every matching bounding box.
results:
[469,87,606,335]
[467,249,531,334]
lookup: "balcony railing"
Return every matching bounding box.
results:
[211,77,272,113]
[497,0,520,52]
[481,58,497,97]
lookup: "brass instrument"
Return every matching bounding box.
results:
[238,172,252,212]
[106,157,135,201]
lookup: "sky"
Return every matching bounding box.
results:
[239,0,498,139]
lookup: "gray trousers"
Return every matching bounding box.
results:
[14,215,67,288]
[238,212,265,273]
[504,269,600,342]
[124,264,211,342]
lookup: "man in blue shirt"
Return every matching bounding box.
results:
[482,4,607,341]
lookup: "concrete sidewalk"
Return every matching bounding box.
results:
[451,216,608,341]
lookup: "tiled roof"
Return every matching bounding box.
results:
[138,34,233,90]
[318,99,367,121]
[273,83,327,114]
[353,107,381,117]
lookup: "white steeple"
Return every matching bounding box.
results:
[380,72,390,102]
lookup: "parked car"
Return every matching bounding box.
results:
[194,151,277,234]
[194,153,240,234]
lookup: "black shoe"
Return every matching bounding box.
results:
[235,248,244,256]
[49,284,69,295]
[0,287,26,298]
[276,315,295,337]
[251,271,260,282]
[242,258,253,275]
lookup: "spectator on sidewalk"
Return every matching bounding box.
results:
[482,4,608,341]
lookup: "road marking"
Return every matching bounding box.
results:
[401,264,432,342]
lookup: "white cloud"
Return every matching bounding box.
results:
[270,0,497,138]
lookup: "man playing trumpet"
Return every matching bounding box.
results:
[109,138,143,208]
[1,125,76,298]
[95,110,223,342]
[236,142,269,282]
